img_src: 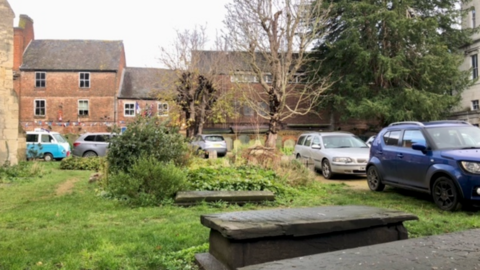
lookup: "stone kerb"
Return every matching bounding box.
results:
[195,205,418,270]
[239,229,480,270]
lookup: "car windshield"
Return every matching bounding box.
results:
[52,133,67,143]
[426,126,480,150]
[323,135,368,149]
[205,136,224,142]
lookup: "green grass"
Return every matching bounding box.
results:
[1,162,480,269]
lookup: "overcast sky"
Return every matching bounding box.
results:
[7,0,230,68]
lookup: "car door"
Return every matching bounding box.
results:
[379,130,402,183]
[26,133,40,158]
[300,135,313,161]
[308,135,323,168]
[396,129,431,189]
[40,134,58,158]
[95,135,110,156]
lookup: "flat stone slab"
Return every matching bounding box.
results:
[174,191,274,206]
[201,205,418,240]
[239,228,480,270]
[197,206,418,269]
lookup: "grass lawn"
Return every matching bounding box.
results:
[1,162,480,269]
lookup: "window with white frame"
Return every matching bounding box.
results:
[473,9,476,28]
[258,102,269,117]
[79,72,90,88]
[264,74,272,83]
[124,102,135,116]
[35,72,46,88]
[243,105,254,116]
[157,102,169,116]
[289,73,306,84]
[231,73,258,83]
[34,99,46,116]
[472,54,478,79]
[78,100,89,116]
[233,100,241,115]
[472,100,479,110]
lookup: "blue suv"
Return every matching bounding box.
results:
[367,121,480,211]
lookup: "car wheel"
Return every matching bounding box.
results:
[44,153,53,162]
[367,166,385,191]
[432,176,461,211]
[321,159,334,179]
[83,151,98,157]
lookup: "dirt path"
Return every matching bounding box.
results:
[316,174,369,190]
[55,178,80,196]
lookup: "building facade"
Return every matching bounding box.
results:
[0,0,25,165]
[453,1,480,125]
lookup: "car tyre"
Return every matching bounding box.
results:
[367,166,385,191]
[321,159,334,179]
[83,151,98,157]
[432,176,461,211]
[44,153,53,162]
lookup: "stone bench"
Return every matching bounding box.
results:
[195,205,418,270]
[174,191,275,206]
[239,228,480,270]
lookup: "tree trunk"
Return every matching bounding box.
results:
[265,115,280,148]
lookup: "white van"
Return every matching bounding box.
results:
[26,128,71,161]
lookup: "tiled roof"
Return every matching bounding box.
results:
[119,67,177,99]
[21,40,124,71]
[192,50,270,74]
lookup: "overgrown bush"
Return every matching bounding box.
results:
[0,161,45,183]
[105,156,188,206]
[59,156,106,171]
[107,117,189,173]
[187,165,288,195]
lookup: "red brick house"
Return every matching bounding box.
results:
[12,15,371,138]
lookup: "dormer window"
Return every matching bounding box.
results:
[35,72,46,88]
[79,72,90,88]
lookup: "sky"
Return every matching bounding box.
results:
[7,0,230,68]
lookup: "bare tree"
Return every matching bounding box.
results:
[224,0,333,147]
[159,26,232,138]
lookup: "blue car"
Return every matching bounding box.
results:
[367,121,480,211]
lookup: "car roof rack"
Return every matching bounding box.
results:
[424,120,472,126]
[388,121,424,127]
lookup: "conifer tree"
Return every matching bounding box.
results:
[312,0,476,126]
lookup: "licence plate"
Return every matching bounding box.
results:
[214,144,222,147]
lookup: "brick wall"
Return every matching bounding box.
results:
[20,71,119,133]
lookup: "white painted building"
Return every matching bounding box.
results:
[454,1,480,125]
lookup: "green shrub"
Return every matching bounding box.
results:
[106,156,188,206]
[59,156,106,171]
[0,161,44,183]
[187,165,288,195]
[107,117,189,173]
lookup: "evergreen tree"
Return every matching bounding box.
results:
[312,0,476,126]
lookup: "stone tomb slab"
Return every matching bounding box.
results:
[239,228,480,270]
[196,205,418,270]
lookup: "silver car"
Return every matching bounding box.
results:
[293,132,369,179]
[190,134,227,157]
[72,132,115,157]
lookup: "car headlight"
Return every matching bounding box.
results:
[332,157,353,163]
[461,161,480,174]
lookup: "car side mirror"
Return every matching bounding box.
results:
[412,143,427,152]
[311,144,321,149]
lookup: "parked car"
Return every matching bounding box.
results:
[26,128,70,161]
[293,132,370,179]
[190,134,227,157]
[367,120,480,211]
[365,135,376,148]
[72,133,116,157]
